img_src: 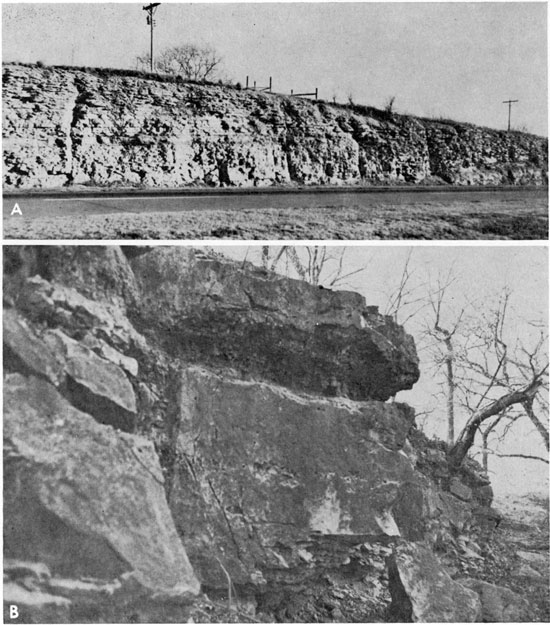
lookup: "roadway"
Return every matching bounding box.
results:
[3,186,546,220]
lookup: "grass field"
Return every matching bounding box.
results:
[4,195,547,240]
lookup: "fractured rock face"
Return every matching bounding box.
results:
[4,373,200,600]
[167,365,425,589]
[129,247,420,401]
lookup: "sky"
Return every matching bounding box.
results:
[2,2,547,135]
[219,244,549,497]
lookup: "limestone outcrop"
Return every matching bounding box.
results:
[3,245,522,622]
[3,63,547,190]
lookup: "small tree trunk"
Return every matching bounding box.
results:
[482,430,490,473]
[522,399,549,451]
[444,337,455,446]
[436,328,455,446]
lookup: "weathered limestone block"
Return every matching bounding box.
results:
[387,541,481,622]
[3,307,66,386]
[4,373,200,601]
[167,366,425,589]
[516,550,548,567]
[13,275,146,354]
[44,329,137,432]
[449,476,473,502]
[459,578,532,622]
[130,247,420,401]
[4,306,137,432]
[80,334,139,377]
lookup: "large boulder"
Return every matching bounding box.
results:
[129,247,420,401]
[4,373,200,609]
[459,578,532,622]
[167,365,426,590]
[387,541,481,622]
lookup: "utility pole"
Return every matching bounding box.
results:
[502,99,519,132]
[143,3,161,72]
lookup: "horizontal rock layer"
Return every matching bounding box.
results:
[128,247,420,401]
[3,63,547,190]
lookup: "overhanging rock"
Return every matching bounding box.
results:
[129,247,420,401]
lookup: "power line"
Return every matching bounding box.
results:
[502,99,518,132]
[142,3,161,73]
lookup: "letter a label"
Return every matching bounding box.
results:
[11,203,22,216]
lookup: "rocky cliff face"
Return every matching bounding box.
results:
[3,64,547,190]
[4,246,519,623]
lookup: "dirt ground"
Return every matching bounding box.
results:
[4,196,548,239]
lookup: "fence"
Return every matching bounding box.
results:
[245,76,318,100]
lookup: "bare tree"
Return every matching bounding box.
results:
[384,256,548,470]
[425,268,466,446]
[383,249,429,326]
[449,372,547,467]
[260,246,370,288]
[447,292,549,468]
[137,44,222,81]
[384,257,463,444]
[384,95,396,116]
